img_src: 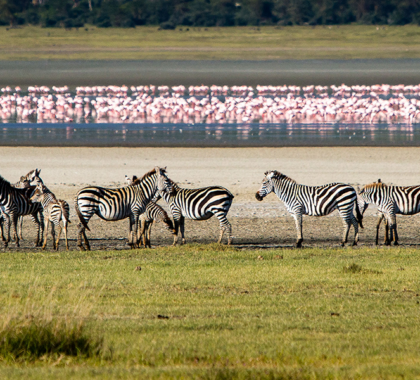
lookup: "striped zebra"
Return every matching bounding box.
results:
[0,169,43,241]
[358,180,420,246]
[30,184,71,250]
[255,170,363,247]
[125,175,176,248]
[75,167,173,251]
[158,179,234,245]
[0,175,44,248]
[139,202,176,248]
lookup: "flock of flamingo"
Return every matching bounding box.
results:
[1,84,420,125]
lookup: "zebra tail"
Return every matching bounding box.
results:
[354,198,364,229]
[74,198,90,231]
[59,203,71,224]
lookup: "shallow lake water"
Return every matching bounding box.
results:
[2,122,418,147]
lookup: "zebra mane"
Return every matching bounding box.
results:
[362,181,388,192]
[0,175,13,190]
[266,170,297,184]
[131,168,167,186]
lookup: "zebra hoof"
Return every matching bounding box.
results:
[296,241,303,248]
[393,241,399,246]
[385,241,391,246]
[352,241,357,246]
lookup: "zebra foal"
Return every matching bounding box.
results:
[30,184,70,250]
[75,167,172,251]
[256,170,363,247]
[358,180,420,246]
[158,179,234,245]
[125,175,176,248]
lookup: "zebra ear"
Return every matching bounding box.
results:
[154,166,161,176]
[377,179,381,183]
[35,169,41,176]
[132,175,138,181]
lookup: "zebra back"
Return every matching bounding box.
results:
[360,181,420,215]
[0,175,41,217]
[161,180,234,220]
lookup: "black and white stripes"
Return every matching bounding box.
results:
[159,180,234,245]
[358,181,420,245]
[74,167,172,250]
[0,175,43,247]
[256,170,363,247]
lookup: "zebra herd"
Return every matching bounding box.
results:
[0,166,419,250]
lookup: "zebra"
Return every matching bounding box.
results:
[157,179,234,245]
[255,170,363,247]
[0,169,43,241]
[74,167,173,251]
[358,179,420,246]
[139,202,176,248]
[125,175,176,248]
[30,183,70,250]
[0,175,44,248]
[356,179,391,246]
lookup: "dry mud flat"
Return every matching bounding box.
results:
[1,147,420,251]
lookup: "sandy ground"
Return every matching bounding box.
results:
[1,147,420,250]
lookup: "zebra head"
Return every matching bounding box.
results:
[356,186,369,216]
[155,166,174,196]
[28,169,44,186]
[255,170,278,201]
[14,176,31,189]
[30,184,45,204]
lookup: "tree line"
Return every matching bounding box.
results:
[1,0,419,29]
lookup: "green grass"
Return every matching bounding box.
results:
[1,244,420,379]
[2,25,420,60]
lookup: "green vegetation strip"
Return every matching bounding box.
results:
[2,25,420,60]
[0,244,420,379]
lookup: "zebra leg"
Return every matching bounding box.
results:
[214,210,232,245]
[11,213,20,248]
[180,216,186,244]
[375,214,384,246]
[340,218,351,247]
[172,218,180,246]
[387,214,397,246]
[0,216,5,242]
[351,215,359,246]
[128,214,137,249]
[18,216,23,240]
[77,223,84,251]
[384,219,390,245]
[55,224,62,251]
[63,220,69,250]
[82,228,91,251]
[292,213,303,248]
[139,220,146,247]
[146,221,153,248]
[42,218,50,250]
[2,213,11,248]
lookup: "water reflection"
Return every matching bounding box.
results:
[0,123,419,147]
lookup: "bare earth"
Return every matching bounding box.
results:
[1,147,420,251]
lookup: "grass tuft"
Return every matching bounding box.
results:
[343,263,383,274]
[0,317,103,361]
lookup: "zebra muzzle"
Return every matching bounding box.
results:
[255,192,263,201]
